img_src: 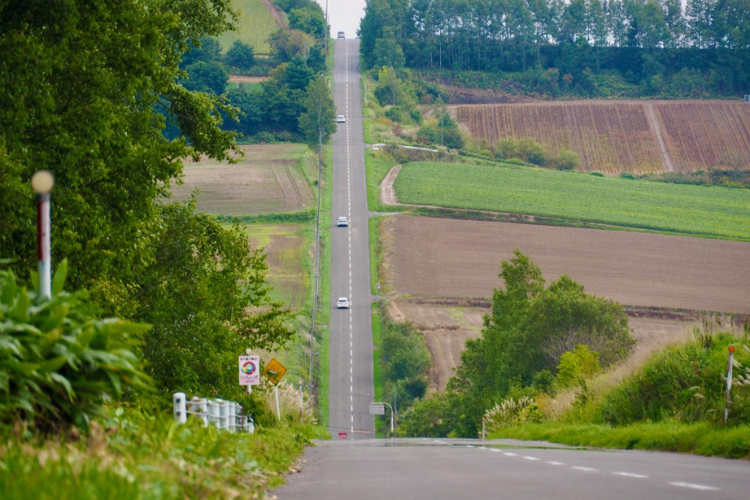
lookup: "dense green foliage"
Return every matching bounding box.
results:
[377,308,432,425]
[401,252,633,437]
[0,264,150,433]
[0,0,297,408]
[0,404,326,500]
[394,161,750,240]
[360,0,750,97]
[599,333,750,425]
[135,203,292,398]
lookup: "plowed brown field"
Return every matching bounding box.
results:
[453,100,750,174]
[172,144,313,215]
[382,215,750,314]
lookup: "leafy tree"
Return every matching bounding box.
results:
[373,28,406,69]
[556,344,602,387]
[269,28,314,64]
[224,86,264,136]
[433,251,633,436]
[298,76,337,149]
[0,0,237,295]
[182,60,229,94]
[225,40,255,70]
[137,202,293,396]
[288,6,326,39]
[181,36,224,67]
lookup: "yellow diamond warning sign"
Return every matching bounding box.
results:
[263,358,287,385]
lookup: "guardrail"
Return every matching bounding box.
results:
[172,392,254,433]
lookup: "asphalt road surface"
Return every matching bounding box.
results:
[327,38,374,439]
[277,439,750,499]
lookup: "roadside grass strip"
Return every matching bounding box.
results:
[394,161,750,241]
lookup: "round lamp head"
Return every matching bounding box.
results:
[31,170,55,194]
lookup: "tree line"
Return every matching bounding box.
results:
[360,0,750,95]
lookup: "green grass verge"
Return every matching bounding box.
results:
[0,405,326,500]
[369,216,382,294]
[395,161,750,241]
[314,145,334,429]
[372,304,385,438]
[217,0,280,55]
[489,422,750,459]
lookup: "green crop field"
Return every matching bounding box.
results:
[394,162,750,241]
[218,0,282,56]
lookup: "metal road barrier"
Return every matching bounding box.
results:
[172,392,254,433]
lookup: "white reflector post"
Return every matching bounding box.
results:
[173,392,186,424]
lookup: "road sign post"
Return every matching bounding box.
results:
[264,358,287,420]
[371,401,394,437]
[725,345,735,423]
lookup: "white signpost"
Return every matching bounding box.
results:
[239,355,260,387]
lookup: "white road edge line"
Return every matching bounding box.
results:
[571,466,598,472]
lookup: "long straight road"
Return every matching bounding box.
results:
[327,38,374,438]
[280,35,750,500]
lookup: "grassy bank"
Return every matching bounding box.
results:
[395,161,750,240]
[490,422,750,459]
[0,405,327,500]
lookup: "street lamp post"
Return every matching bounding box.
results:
[31,171,54,299]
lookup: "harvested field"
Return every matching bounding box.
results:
[452,100,750,174]
[172,144,313,216]
[386,300,699,392]
[242,224,308,311]
[381,215,750,315]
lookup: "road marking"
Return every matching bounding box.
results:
[546,461,565,466]
[613,472,648,479]
[489,449,502,453]
[669,482,719,491]
[571,466,598,472]
[503,452,518,457]
[523,456,540,461]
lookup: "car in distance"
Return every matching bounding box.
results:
[336,114,346,123]
[337,297,350,309]
[337,31,345,39]
[337,216,349,227]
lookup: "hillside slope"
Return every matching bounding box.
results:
[453,100,750,174]
[217,0,285,55]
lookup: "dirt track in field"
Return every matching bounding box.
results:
[382,215,750,315]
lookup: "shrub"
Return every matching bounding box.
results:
[484,396,543,433]
[0,262,151,433]
[556,344,602,388]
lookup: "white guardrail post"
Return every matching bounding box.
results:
[173,394,251,434]
[173,392,187,424]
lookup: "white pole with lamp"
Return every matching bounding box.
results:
[31,170,54,299]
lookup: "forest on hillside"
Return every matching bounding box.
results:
[360,0,750,96]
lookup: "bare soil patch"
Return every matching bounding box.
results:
[228,75,270,84]
[172,144,312,215]
[382,215,750,314]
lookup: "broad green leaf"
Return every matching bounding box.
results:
[50,373,75,400]
[51,259,68,297]
[41,355,68,374]
[39,304,69,333]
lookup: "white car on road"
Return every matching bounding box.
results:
[336,297,350,309]
[336,114,346,123]
[337,216,349,227]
